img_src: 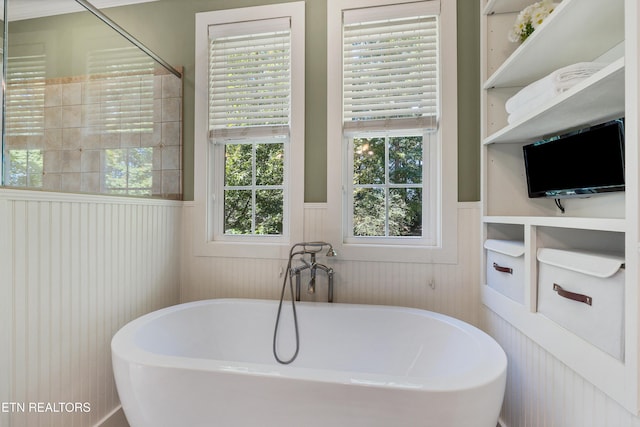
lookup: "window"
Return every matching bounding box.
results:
[6,149,43,187]
[210,18,290,238]
[104,147,153,196]
[194,3,305,258]
[350,134,428,239]
[327,0,458,263]
[222,140,285,235]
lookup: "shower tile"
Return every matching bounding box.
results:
[44,151,62,173]
[121,132,142,148]
[45,84,62,107]
[62,128,83,150]
[81,172,101,193]
[81,132,101,150]
[62,105,82,128]
[26,136,44,149]
[62,82,82,105]
[44,129,63,150]
[81,150,101,173]
[161,146,181,170]
[141,123,162,147]
[152,170,162,195]
[45,107,62,129]
[153,99,162,122]
[162,74,182,98]
[162,98,181,122]
[16,73,183,199]
[161,122,181,146]
[83,80,102,104]
[43,173,62,191]
[6,136,27,149]
[61,172,81,192]
[101,133,121,149]
[152,146,162,170]
[162,169,181,196]
[154,75,163,99]
[82,103,101,127]
[62,150,82,173]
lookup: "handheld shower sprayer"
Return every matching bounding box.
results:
[273,241,337,364]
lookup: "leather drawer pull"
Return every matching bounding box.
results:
[493,263,513,274]
[553,283,593,306]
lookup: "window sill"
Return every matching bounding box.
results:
[333,239,458,264]
[194,239,292,259]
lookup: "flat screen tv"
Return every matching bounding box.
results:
[523,118,625,199]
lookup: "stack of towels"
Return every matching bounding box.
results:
[505,62,606,124]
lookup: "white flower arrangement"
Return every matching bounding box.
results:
[508,0,559,43]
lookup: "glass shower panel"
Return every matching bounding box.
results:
[2,0,182,199]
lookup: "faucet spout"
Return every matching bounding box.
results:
[287,241,337,303]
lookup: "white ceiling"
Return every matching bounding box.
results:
[6,0,159,21]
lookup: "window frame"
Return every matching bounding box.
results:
[345,129,437,245]
[214,137,288,239]
[194,2,305,259]
[103,147,153,196]
[5,149,43,188]
[326,0,458,264]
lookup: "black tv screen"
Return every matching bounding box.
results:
[523,118,625,198]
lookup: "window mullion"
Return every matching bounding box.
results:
[251,142,257,234]
[384,136,390,237]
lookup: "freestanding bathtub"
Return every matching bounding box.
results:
[112,299,506,427]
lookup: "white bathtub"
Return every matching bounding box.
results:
[112,299,506,427]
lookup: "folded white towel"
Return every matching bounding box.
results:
[505,62,607,115]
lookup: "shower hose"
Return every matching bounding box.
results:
[272,254,300,364]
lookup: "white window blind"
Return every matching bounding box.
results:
[86,47,155,133]
[208,17,291,141]
[6,55,46,136]
[343,1,439,133]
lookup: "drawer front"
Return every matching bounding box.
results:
[486,250,525,304]
[537,263,624,359]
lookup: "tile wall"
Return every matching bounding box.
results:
[4,69,183,200]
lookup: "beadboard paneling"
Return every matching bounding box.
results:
[0,189,181,427]
[180,202,482,326]
[482,307,640,427]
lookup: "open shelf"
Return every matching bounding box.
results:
[481,0,640,416]
[483,58,625,144]
[484,0,624,89]
[483,216,628,233]
[483,0,532,15]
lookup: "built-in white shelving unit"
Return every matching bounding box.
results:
[484,0,624,88]
[484,58,625,144]
[480,0,640,414]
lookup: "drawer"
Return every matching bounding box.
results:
[537,248,625,360]
[484,239,525,304]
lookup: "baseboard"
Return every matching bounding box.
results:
[96,405,130,427]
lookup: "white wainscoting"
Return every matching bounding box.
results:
[483,307,640,427]
[0,189,182,427]
[180,202,482,327]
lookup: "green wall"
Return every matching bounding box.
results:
[11,0,480,202]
